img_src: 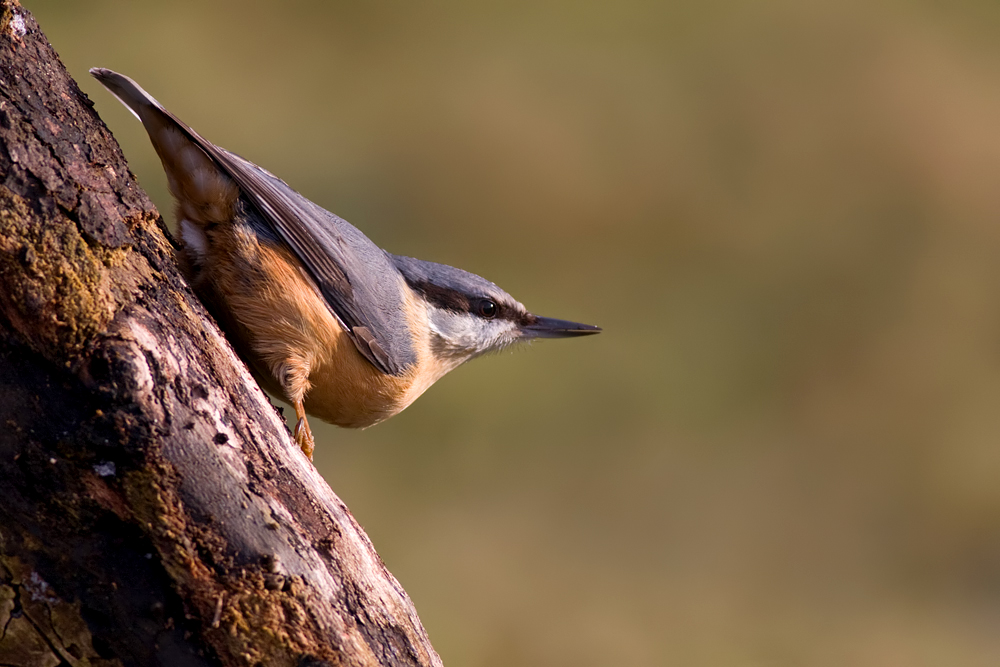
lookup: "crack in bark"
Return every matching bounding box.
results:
[2,579,72,664]
[41,593,70,662]
[0,585,15,643]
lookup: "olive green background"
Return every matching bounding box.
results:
[30,1,1000,664]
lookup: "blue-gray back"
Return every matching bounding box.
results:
[217,152,417,375]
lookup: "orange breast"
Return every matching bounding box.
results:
[185,221,447,429]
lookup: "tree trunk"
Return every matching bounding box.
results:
[0,2,442,665]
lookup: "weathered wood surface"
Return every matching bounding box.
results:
[0,2,442,665]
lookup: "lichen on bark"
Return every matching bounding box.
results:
[0,185,124,359]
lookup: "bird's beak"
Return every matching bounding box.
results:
[521,315,602,339]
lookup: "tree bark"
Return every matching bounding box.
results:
[0,2,442,665]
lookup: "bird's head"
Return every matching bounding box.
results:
[390,254,600,369]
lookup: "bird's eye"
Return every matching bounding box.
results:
[477,299,498,319]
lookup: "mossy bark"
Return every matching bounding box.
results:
[0,2,441,666]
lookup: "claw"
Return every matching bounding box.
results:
[292,402,315,459]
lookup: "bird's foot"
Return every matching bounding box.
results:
[294,416,315,460]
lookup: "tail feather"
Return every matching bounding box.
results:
[90,67,238,226]
[89,68,162,122]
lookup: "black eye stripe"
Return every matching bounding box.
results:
[409,281,470,313]
[407,280,516,320]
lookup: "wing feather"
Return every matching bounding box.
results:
[90,68,413,375]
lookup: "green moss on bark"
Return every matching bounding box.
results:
[0,186,123,359]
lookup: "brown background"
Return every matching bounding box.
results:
[29,0,1000,664]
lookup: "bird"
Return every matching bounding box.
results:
[90,68,600,459]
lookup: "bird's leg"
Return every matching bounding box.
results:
[293,399,315,459]
[272,357,315,459]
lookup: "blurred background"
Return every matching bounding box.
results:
[29,0,1000,664]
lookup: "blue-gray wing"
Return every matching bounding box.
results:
[168,121,414,376]
[89,68,414,374]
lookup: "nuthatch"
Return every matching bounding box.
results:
[91,68,600,459]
